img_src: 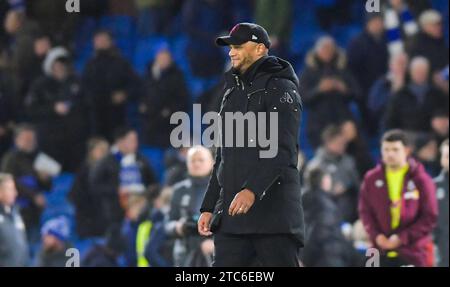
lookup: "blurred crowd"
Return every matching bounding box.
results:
[0,0,448,267]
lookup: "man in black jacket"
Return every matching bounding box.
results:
[25,47,87,172]
[1,124,51,239]
[140,48,190,148]
[82,30,140,141]
[90,127,157,235]
[197,23,304,267]
[435,139,449,267]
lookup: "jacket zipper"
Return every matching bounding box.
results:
[219,87,235,116]
[260,173,281,200]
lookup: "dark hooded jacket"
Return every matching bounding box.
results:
[200,56,305,245]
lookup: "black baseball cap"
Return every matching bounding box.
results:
[216,23,271,49]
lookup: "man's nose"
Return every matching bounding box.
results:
[229,49,235,57]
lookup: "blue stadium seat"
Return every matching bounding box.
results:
[99,15,136,39]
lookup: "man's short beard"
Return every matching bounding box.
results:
[235,56,254,74]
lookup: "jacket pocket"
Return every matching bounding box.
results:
[246,89,266,113]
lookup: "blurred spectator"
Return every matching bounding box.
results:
[19,33,52,110]
[383,0,419,55]
[78,0,109,18]
[384,57,449,133]
[434,139,449,267]
[123,194,149,267]
[35,216,72,267]
[359,130,438,267]
[25,47,88,172]
[144,187,175,267]
[340,120,374,178]
[431,110,449,147]
[163,147,189,187]
[314,0,354,31]
[383,0,427,49]
[300,36,360,148]
[68,137,110,239]
[0,68,14,159]
[254,0,292,59]
[412,133,440,177]
[302,168,356,267]
[408,10,449,74]
[433,66,449,95]
[82,226,126,267]
[26,0,78,46]
[1,124,51,240]
[165,146,214,267]
[90,127,156,236]
[304,126,360,223]
[108,0,136,15]
[351,219,371,259]
[181,0,231,78]
[135,0,177,36]
[368,52,409,133]
[82,30,140,141]
[3,8,42,117]
[347,12,388,133]
[0,0,10,53]
[139,48,190,148]
[0,173,29,267]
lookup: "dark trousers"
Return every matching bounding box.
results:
[213,233,302,267]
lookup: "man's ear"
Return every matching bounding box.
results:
[256,44,267,56]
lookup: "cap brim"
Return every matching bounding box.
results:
[216,36,247,47]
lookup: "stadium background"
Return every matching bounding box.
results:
[0,0,448,267]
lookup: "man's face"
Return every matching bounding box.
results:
[34,37,51,57]
[390,53,408,74]
[0,179,18,206]
[432,116,449,137]
[118,131,138,155]
[15,130,37,153]
[94,33,113,51]
[367,17,385,37]
[187,150,213,177]
[51,61,69,81]
[229,42,263,74]
[317,40,336,63]
[325,135,348,156]
[155,49,173,71]
[91,142,109,162]
[389,0,404,11]
[410,61,430,85]
[382,141,409,168]
[4,11,21,35]
[423,22,443,39]
[441,145,449,172]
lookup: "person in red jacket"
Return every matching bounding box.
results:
[359,129,438,267]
